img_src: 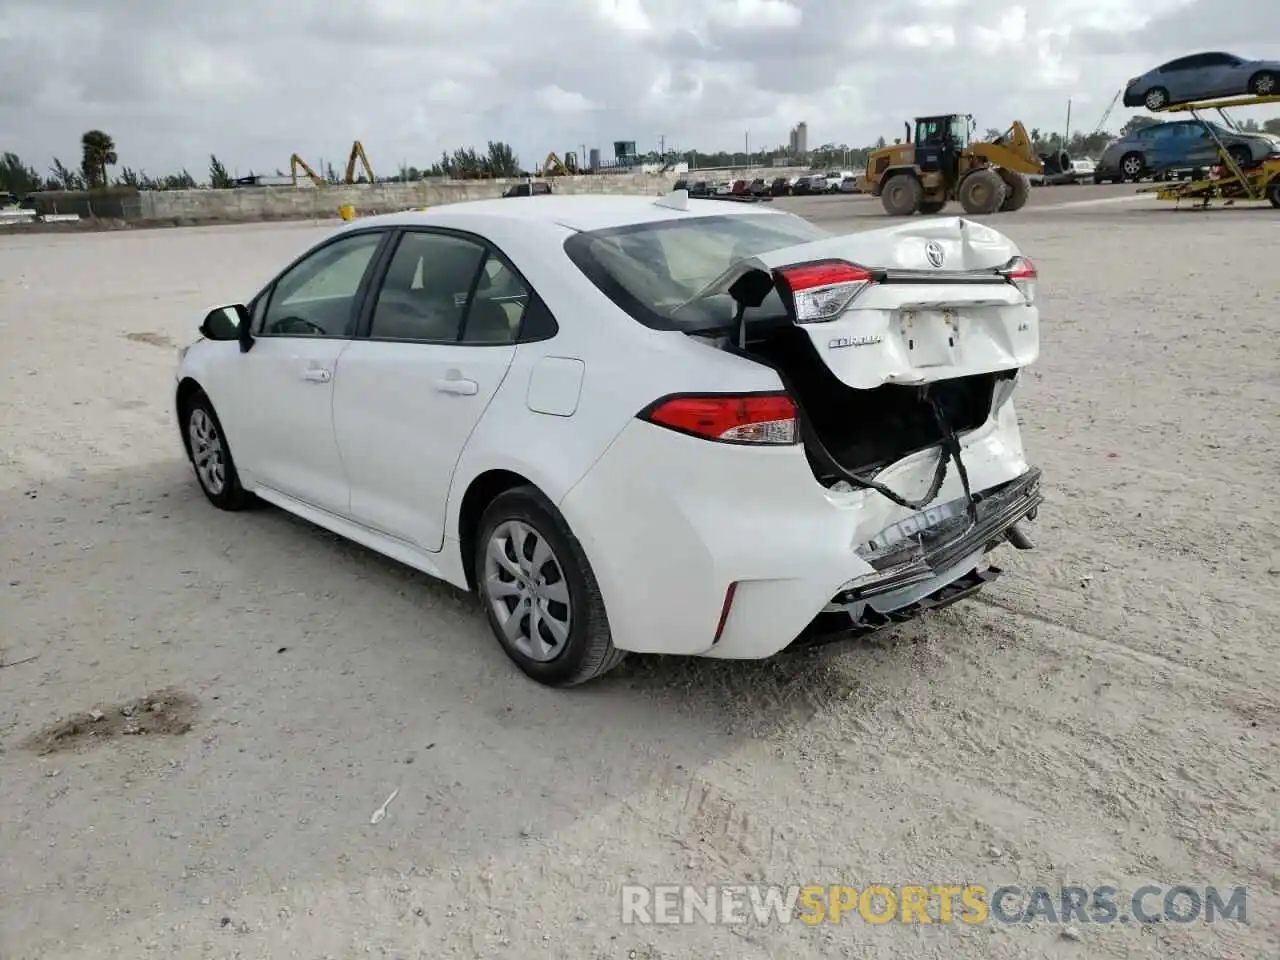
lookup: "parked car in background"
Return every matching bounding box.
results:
[838,176,862,193]
[769,177,792,196]
[174,195,1043,687]
[713,181,733,195]
[503,181,552,197]
[748,178,770,197]
[792,174,827,195]
[1094,119,1278,182]
[1122,52,1280,110]
[1070,158,1096,181]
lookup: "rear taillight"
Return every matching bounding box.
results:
[639,393,798,445]
[998,255,1037,305]
[774,260,874,323]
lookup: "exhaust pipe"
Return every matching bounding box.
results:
[1005,524,1034,550]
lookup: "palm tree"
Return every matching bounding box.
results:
[80,130,118,189]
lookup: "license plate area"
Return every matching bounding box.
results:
[899,308,959,368]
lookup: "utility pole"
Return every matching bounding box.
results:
[744,132,750,165]
[659,134,665,158]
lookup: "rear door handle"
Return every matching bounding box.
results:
[435,377,478,396]
[301,368,332,383]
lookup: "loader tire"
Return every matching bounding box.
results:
[881,174,923,216]
[998,171,1030,212]
[958,169,1005,215]
[1268,177,1280,209]
[918,200,948,214]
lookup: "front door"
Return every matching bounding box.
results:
[236,229,388,515]
[333,230,528,551]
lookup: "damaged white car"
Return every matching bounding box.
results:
[174,193,1042,687]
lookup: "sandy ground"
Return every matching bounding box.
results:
[1,191,1277,959]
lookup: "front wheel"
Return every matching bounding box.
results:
[880,174,923,215]
[1144,87,1169,111]
[1120,153,1146,181]
[474,486,624,687]
[1268,178,1280,209]
[958,169,1005,214]
[181,389,256,511]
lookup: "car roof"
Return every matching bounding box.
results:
[347,193,791,235]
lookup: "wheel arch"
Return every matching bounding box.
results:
[175,376,205,455]
[454,467,546,591]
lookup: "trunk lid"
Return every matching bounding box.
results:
[681,217,1040,391]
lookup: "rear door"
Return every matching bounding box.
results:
[331,229,530,552]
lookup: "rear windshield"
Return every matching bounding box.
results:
[562,213,829,331]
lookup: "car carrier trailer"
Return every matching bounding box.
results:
[1139,93,1280,208]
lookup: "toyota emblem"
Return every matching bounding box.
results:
[925,241,945,268]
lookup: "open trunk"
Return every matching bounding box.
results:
[743,324,1012,482]
[681,217,1039,485]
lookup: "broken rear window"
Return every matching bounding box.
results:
[563,213,829,332]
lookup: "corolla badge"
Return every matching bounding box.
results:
[925,240,945,268]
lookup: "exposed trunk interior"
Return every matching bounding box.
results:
[740,325,1010,485]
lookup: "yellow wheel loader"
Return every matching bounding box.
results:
[859,115,1045,216]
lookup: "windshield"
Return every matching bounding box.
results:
[563,213,830,331]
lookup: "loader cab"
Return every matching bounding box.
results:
[913,114,970,181]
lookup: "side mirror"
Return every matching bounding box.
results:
[200,304,248,341]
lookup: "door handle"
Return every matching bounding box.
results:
[435,377,478,396]
[300,368,332,383]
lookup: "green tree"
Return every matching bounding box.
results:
[209,154,233,188]
[1262,117,1280,135]
[1120,115,1159,136]
[80,129,118,189]
[0,152,42,195]
[47,157,84,191]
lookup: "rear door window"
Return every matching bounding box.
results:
[368,231,486,341]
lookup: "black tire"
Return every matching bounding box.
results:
[880,174,923,215]
[179,388,257,511]
[1268,179,1280,209]
[1144,87,1169,111]
[1119,152,1146,181]
[1249,70,1277,97]
[473,485,624,687]
[1226,145,1252,171]
[998,171,1031,211]
[958,169,1005,214]
[918,200,947,214]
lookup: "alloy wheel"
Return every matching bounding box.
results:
[188,408,226,495]
[483,520,572,662]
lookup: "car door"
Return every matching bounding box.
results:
[1197,53,1244,98]
[235,228,389,515]
[331,229,534,552]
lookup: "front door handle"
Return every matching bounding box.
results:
[435,377,478,396]
[301,368,332,383]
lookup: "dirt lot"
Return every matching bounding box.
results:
[1,193,1277,959]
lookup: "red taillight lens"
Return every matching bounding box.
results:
[640,393,798,445]
[775,260,875,323]
[998,256,1037,304]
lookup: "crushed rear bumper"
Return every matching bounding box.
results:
[793,466,1042,645]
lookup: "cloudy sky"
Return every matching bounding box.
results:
[0,0,1276,178]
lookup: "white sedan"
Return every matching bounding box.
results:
[175,194,1044,686]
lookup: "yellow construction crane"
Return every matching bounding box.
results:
[344,141,375,183]
[289,154,325,188]
[542,152,570,176]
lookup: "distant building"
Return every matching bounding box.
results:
[788,122,808,156]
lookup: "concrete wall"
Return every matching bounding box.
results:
[131,167,814,223]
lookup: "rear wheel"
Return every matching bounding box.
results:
[1249,71,1277,96]
[880,174,923,215]
[1120,152,1146,181]
[1144,87,1169,111]
[958,169,1005,214]
[474,486,624,687]
[997,170,1030,211]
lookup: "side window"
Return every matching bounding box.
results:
[261,231,384,337]
[368,232,486,341]
[462,255,530,344]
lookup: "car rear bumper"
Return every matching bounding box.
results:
[557,397,1039,659]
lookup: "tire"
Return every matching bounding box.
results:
[958,169,1005,214]
[1226,146,1252,170]
[997,170,1031,211]
[473,486,624,687]
[1249,71,1277,97]
[1144,87,1169,111]
[918,200,947,214]
[180,388,256,511]
[1120,152,1146,181]
[880,174,923,215]
[1268,179,1280,209]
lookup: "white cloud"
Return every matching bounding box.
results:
[0,0,1276,178]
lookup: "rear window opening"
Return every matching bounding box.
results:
[741,325,1004,480]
